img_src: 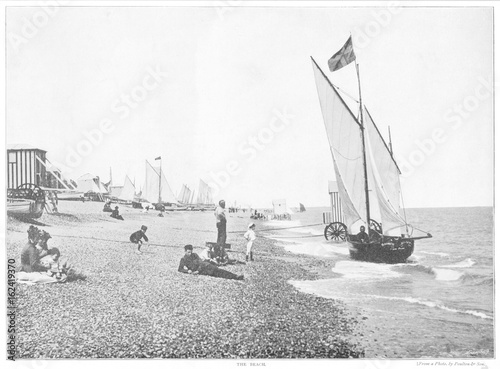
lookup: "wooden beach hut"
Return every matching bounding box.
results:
[7,144,47,189]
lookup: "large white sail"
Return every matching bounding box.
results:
[109,185,123,199]
[142,161,178,204]
[197,180,214,205]
[185,186,192,204]
[178,184,193,204]
[364,108,407,235]
[178,184,186,203]
[312,58,367,231]
[118,175,135,202]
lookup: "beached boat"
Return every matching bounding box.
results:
[311,38,432,263]
[56,190,85,201]
[7,183,45,219]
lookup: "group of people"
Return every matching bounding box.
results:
[104,199,125,220]
[17,198,257,284]
[18,225,71,284]
[215,199,257,262]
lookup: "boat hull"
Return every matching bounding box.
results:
[7,199,44,219]
[347,238,414,264]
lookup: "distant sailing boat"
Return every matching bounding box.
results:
[196,179,215,210]
[299,203,306,212]
[141,160,180,207]
[177,184,193,205]
[311,37,432,263]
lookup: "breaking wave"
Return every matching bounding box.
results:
[395,264,464,281]
[441,258,476,268]
[367,295,493,320]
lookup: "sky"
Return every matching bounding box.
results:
[5,5,493,209]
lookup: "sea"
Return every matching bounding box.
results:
[261,206,494,358]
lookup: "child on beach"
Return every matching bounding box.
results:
[40,248,69,281]
[199,244,219,265]
[244,223,256,262]
[130,225,149,254]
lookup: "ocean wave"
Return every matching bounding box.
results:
[395,264,463,281]
[418,251,450,257]
[441,258,476,268]
[432,268,464,281]
[460,273,493,286]
[283,242,349,257]
[367,295,493,320]
[332,260,402,280]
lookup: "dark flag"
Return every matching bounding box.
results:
[328,36,356,72]
[155,156,161,160]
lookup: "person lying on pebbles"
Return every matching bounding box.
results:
[178,244,244,280]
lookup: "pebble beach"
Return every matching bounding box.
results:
[7,201,366,359]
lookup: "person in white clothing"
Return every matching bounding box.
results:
[244,223,256,262]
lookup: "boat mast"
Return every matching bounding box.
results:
[154,156,162,204]
[355,62,371,231]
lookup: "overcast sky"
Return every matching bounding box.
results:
[5,5,493,208]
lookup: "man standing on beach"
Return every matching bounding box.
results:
[215,200,227,246]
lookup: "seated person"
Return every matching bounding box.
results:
[356,225,369,243]
[178,245,243,280]
[103,200,112,212]
[110,206,124,220]
[19,228,49,273]
[40,247,69,281]
[199,244,218,265]
[212,243,229,265]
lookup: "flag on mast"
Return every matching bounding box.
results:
[155,156,161,160]
[328,36,356,72]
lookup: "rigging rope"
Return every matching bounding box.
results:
[332,83,360,104]
[332,147,361,161]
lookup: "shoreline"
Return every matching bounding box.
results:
[8,200,366,359]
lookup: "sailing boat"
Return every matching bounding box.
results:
[311,38,432,264]
[195,179,215,210]
[109,175,136,203]
[177,184,193,205]
[299,203,306,212]
[141,160,186,210]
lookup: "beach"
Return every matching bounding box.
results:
[8,201,365,359]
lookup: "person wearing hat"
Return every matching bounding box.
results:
[130,225,149,254]
[110,206,124,220]
[178,244,243,280]
[214,199,227,246]
[19,227,50,273]
[103,199,112,212]
[244,223,257,262]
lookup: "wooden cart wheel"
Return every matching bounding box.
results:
[324,222,347,242]
[369,219,382,242]
[369,219,382,234]
[17,183,45,202]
